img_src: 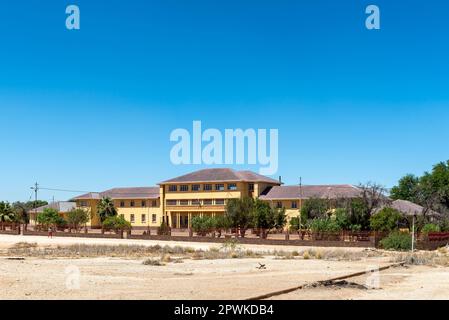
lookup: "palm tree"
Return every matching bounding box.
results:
[97,197,118,222]
[0,202,16,230]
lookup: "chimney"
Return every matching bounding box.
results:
[278,176,282,184]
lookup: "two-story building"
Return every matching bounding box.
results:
[71,168,363,229]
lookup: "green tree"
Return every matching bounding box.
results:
[97,197,118,222]
[273,207,287,230]
[214,214,231,237]
[191,216,215,236]
[300,198,329,221]
[225,197,255,237]
[390,174,420,202]
[334,208,351,230]
[37,208,64,230]
[102,215,131,232]
[369,207,402,232]
[66,208,90,232]
[308,218,341,232]
[252,199,274,238]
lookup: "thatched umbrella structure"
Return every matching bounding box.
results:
[390,199,441,218]
[389,199,441,251]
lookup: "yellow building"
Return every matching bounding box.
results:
[259,184,363,222]
[73,187,161,229]
[159,168,281,228]
[71,168,362,229]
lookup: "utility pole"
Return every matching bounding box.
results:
[299,177,302,230]
[30,182,39,225]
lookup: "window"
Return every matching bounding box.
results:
[168,185,177,192]
[249,183,254,192]
[151,200,157,207]
[120,201,125,207]
[276,201,283,209]
[203,199,213,205]
[141,214,146,223]
[130,201,135,207]
[192,184,201,191]
[152,214,156,223]
[130,214,135,223]
[192,199,201,206]
[80,201,88,207]
[141,200,146,207]
[227,183,237,190]
[291,201,298,209]
[215,184,225,191]
[180,200,189,206]
[166,200,177,206]
[204,184,212,191]
[180,185,189,192]
[215,199,225,205]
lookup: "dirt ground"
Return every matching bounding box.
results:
[1,235,448,300]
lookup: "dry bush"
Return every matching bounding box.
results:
[142,258,165,266]
[391,251,449,266]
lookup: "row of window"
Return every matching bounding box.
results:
[79,200,158,208]
[276,201,298,209]
[168,183,255,192]
[120,213,157,224]
[118,200,158,208]
[166,199,226,206]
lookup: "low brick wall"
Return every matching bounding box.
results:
[128,234,375,248]
[417,240,449,251]
[22,230,122,239]
[0,229,20,235]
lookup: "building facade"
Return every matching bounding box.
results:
[71,168,363,229]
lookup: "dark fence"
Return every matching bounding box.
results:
[3,227,448,250]
[0,223,21,235]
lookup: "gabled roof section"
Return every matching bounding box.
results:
[159,168,280,185]
[30,201,76,214]
[72,187,160,200]
[259,185,362,200]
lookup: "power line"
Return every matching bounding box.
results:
[38,187,93,193]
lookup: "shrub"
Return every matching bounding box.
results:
[439,219,449,232]
[300,198,329,221]
[370,207,402,232]
[289,217,301,232]
[66,208,89,232]
[380,231,412,251]
[102,216,131,231]
[157,222,170,235]
[37,208,63,229]
[421,223,440,234]
[334,208,351,230]
[350,224,362,232]
[309,218,341,233]
[143,258,164,266]
[191,216,215,236]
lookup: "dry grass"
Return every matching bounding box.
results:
[271,248,383,261]
[391,250,449,267]
[3,242,262,261]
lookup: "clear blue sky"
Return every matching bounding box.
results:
[1,0,449,202]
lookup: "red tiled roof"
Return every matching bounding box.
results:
[72,187,160,200]
[159,168,280,185]
[259,185,362,200]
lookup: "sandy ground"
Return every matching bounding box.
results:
[1,235,448,300]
